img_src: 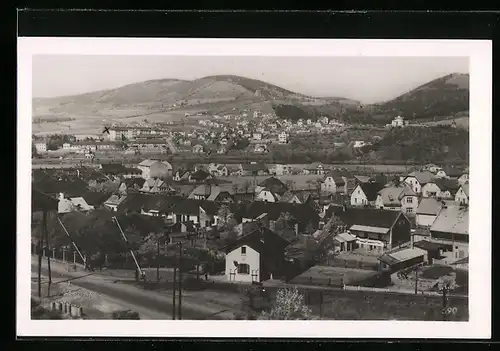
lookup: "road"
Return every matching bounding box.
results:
[32,262,235,320]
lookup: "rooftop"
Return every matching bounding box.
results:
[430,205,469,235]
[416,198,443,215]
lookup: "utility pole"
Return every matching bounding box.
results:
[442,285,448,321]
[156,237,160,283]
[38,210,45,298]
[172,264,176,320]
[178,241,183,320]
[415,265,419,295]
[45,211,52,297]
[319,291,324,319]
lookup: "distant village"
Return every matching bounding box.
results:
[32,109,357,157]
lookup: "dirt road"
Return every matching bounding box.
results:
[32,260,237,320]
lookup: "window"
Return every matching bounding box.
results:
[241,246,246,255]
[406,208,413,213]
[237,263,250,274]
[407,197,413,203]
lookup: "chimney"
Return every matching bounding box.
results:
[59,193,64,201]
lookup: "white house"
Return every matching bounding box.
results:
[255,188,281,202]
[375,185,418,215]
[350,182,382,207]
[224,227,289,283]
[455,183,469,205]
[421,178,460,199]
[34,142,47,153]
[320,172,347,194]
[402,171,435,195]
[391,116,405,127]
[278,132,289,144]
[353,141,366,148]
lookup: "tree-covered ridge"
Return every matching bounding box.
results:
[272,74,469,125]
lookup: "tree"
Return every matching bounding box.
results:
[258,287,316,320]
[138,232,167,268]
[216,204,236,231]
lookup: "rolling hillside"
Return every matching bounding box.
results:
[369,73,469,123]
[32,73,468,132]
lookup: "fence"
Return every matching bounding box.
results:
[50,301,84,318]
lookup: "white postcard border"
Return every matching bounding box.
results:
[17,38,492,339]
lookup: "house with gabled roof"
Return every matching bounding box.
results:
[257,176,288,195]
[103,194,128,212]
[320,171,347,194]
[436,166,466,179]
[224,226,289,282]
[421,178,460,199]
[402,171,435,195]
[254,187,281,202]
[455,183,469,205]
[189,169,213,183]
[140,178,174,194]
[350,181,384,207]
[188,184,233,202]
[375,185,418,215]
[335,207,412,253]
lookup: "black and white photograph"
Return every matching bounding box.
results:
[17,38,491,338]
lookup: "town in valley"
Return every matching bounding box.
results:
[30,56,470,321]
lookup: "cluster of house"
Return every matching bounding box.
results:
[32,158,469,284]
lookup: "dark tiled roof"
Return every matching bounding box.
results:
[235,201,319,224]
[443,166,465,177]
[82,192,112,207]
[358,182,385,201]
[32,188,58,211]
[336,207,404,229]
[434,178,460,192]
[100,163,126,173]
[34,175,88,197]
[413,240,447,251]
[190,169,211,181]
[224,226,290,254]
[323,204,346,222]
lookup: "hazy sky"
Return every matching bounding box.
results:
[32,55,469,104]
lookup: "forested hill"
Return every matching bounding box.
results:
[271,73,469,125]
